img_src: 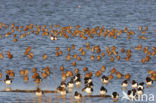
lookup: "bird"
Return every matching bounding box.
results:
[60,88,67,96]
[131,80,138,89]
[75,78,81,87]
[74,73,81,81]
[35,87,43,96]
[60,81,66,89]
[137,87,143,96]
[4,75,12,85]
[127,89,136,100]
[57,86,62,93]
[57,86,66,96]
[84,77,92,84]
[85,82,94,88]
[121,80,128,88]
[50,36,57,40]
[34,75,42,85]
[138,82,144,90]
[111,92,119,102]
[100,86,107,96]
[82,86,93,95]
[67,79,74,89]
[74,91,82,100]
[101,75,109,84]
[146,77,153,87]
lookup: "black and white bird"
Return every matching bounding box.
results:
[121,80,128,88]
[127,89,136,100]
[35,75,42,85]
[74,91,82,100]
[137,87,144,96]
[101,75,109,84]
[111,92,119,102]
[57,86,66,96]
[138,82,144,90]
[84,77,92,84]
[82,86,93,94]
[35,87,43,96]
[57,86,62,93]
[75,78,81,87]
[4,75,12,85]
[85,82,93,88]
[131,80,138,89]
[60,82,66,89]
[67,79,74,89]
[146,77,153,87]
[100,86,107,96]
[74,73,81,81]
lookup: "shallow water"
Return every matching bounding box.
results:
[0,0,156,103]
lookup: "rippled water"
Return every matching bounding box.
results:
[0,0,156,103]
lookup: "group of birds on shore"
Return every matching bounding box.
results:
[0,22,156,102]
[2,68,155,102]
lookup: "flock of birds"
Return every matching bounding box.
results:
[0,22,156,102]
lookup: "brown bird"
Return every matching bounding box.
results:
[60,65,64,71]
[124,73,131,80]
[83,67,88,72]
[74,68,79,74]
[7,51,13,59]
[62,72,67,81]
[0,72,2,78]
[101,65,106,72]
[90,55,95,61]
[116,71,123,79]
[24,75,29,83]
[110,68,116,74]
[95,70,102,77]
[135,45,142,51]
[66,55,71,61]
[0,51,4,60]
[42,54,47,60]
[121,48,125,53]
[72,61,76,67]
[108,74,114,80]
[32,68,37,73]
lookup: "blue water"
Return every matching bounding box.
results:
[0,0,156,103]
